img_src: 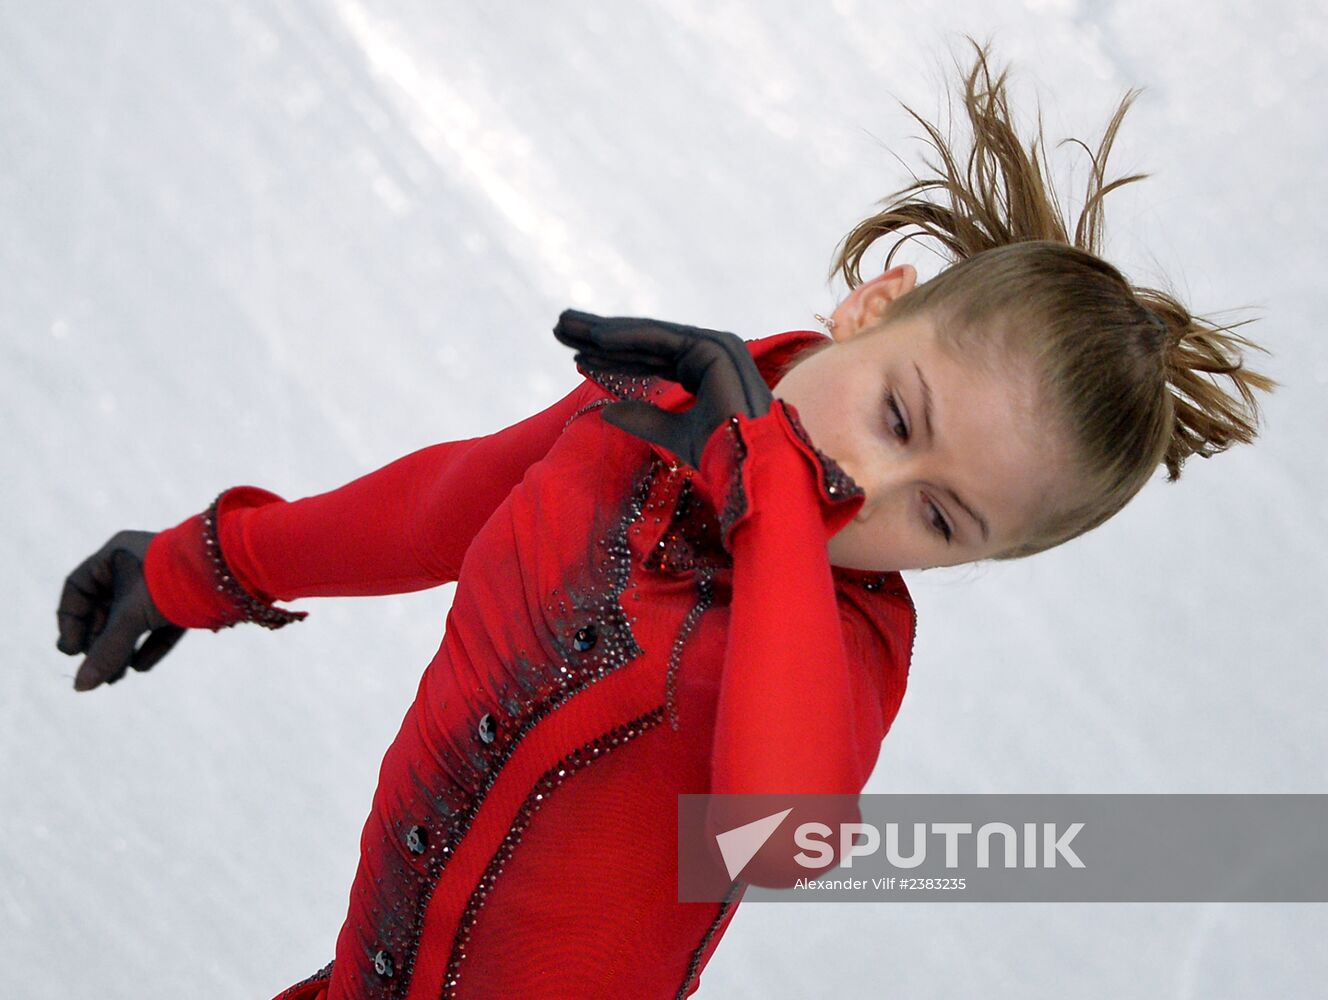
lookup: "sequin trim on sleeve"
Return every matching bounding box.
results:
[777,400,865,506]
[201,491,308,630]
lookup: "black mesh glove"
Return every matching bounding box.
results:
[552,309,773,469]
[56,530,186,691]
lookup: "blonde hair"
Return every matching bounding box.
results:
[830,35,1277,559]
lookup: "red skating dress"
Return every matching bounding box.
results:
[143,329,916,1000]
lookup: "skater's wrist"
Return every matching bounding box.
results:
[143,488,308,631]
[200,490,308,630]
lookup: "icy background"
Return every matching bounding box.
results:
[4,1,1326,997]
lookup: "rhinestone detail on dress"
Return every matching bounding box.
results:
[714,416,749,551]
[440,707,667,999]
[563,396,617,431]
[358,359,912,996]
[675,878,745,999]
[642,476,729,576]
[664,566,715,731]
[564,369,671,432]
[272,959,335,1000]
[359,462,661,998]
[578,369,668,402]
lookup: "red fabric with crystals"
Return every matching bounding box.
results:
[143,331,915,1000]
[144,378,603,629]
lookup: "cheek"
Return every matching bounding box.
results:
[811,379,878,471]
[783,383,854,462]
[778,357,880,478]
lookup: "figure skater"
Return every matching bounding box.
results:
[53,37,1274,1000]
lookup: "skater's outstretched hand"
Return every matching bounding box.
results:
[56,530,185,692]
[552,309,773,469]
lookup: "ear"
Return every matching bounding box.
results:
[828,264,917,342]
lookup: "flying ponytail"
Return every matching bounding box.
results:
[1140,295,1275,482]
[828,33,1276,557]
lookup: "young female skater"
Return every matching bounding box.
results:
[54,38,1273,1000]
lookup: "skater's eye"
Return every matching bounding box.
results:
[882,389,910,442]
[921,492,954,544]
[884,389,950,543]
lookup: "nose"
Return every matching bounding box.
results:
[840,459,876,521]
[844,455,907,524]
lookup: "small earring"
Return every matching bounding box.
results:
[813,313,836,332]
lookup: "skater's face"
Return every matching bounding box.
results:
[772,265,1077,573]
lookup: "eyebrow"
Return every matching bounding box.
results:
[913,362,991,544]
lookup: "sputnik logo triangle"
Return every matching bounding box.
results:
[715,807,794,880]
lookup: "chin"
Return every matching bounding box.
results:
[827,539,897,575]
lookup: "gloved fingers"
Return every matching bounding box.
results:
[85,601,111,652]
[569,339,680,368]
[552,311,605,355]
[554,309,772,457]
[559,314,749,399]
[130,625,186,672]
[551,308,600,345]
[56,607,92,656]
[554,311,699,359]
[56,551,112,655]
[74,603,142,692]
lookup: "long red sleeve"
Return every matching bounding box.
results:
[144,376,602,629]
[694,399,906,887]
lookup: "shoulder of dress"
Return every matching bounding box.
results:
[749,328,833,381]
[832,564,911,597]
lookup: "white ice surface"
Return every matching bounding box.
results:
[3,2,1326,997]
